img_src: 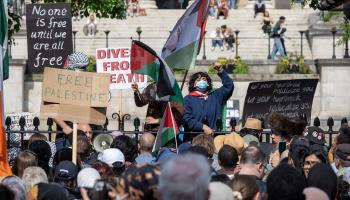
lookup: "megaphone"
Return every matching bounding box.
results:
[93,134,113,153]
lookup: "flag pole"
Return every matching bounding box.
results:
[168,102,179,154]
[180,70,189,91]
[72,122,78,165]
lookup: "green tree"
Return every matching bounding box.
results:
[8,0,126,44]
[291,0,350,46]
[291,0,320,9]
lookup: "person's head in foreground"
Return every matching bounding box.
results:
[239,145,266,179]
[209,181,234,200]
[118,164,160,200]
[307,163,337,200]
[159,153,211,200]
[22,166,48,189]
[218,145,239,177]
[266,164,306,200]
[229,175,259,200]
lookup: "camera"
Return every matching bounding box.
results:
[89,179,113,200]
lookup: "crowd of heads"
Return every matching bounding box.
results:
[2,111,350,200]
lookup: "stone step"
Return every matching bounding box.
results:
[15,7,315,61]
[139,0,157,9]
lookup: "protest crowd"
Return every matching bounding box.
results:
[1,0,349,200]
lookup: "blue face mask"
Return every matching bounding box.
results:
[196,80,208,91]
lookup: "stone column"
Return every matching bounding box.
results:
[4,59,26,114]
[317,59,350,119]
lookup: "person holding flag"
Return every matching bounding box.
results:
[130,40,184,132]
[131,82,183,132]
[183,63,234,135]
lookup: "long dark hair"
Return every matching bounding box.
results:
[188,72,212,92]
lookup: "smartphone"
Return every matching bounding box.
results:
[278,141,287,154]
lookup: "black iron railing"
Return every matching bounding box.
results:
[5,115,340,150]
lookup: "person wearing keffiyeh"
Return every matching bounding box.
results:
[183,62,234,135]
[54,52,92,151]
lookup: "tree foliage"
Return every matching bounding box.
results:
[31,0,126,19]
[291,0,320,9]
[292,0,350,45]
[8,0,126,44]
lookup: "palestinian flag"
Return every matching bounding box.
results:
[152,102,179,153]
[161,0,210,70]
[131,40,183,104]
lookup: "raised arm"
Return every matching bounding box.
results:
[132,83,149,107]
[214,63,234,101]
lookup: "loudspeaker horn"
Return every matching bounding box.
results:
[93,134,113,153]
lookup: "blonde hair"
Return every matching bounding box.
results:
[192,134,215,157]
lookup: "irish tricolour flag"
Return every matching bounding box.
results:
[152,102,179,153]
[131,40,183,104]
[161,0,210,70]
[0,0,13,177]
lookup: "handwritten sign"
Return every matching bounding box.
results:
[26,3,73,73]
[96,47,147,89]
[40,68,110,125]
[242,79,318,125]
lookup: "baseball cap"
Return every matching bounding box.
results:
[98,148,125,167]
[303,126,326,145]
[77,168,101,188]
[335,144,350,162]
[54,161,78,180]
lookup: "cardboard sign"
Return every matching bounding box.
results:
[26,3,73,73]
[96,47,147,89]
[40,68,110,125]
[242,79,318,126]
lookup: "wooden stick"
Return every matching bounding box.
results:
[72,122,78,165]
[120,90,123,115]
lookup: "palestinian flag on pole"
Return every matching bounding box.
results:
[0,0,9,80]
[152,102,179,153]
[161,0,210,70]
[131,40,183,104]
[0,0,12,177]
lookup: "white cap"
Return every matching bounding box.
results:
[209,182,234,200]
[77,168,101,188]
[98,148,125,167]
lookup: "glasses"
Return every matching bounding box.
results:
[257,162,269,172]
